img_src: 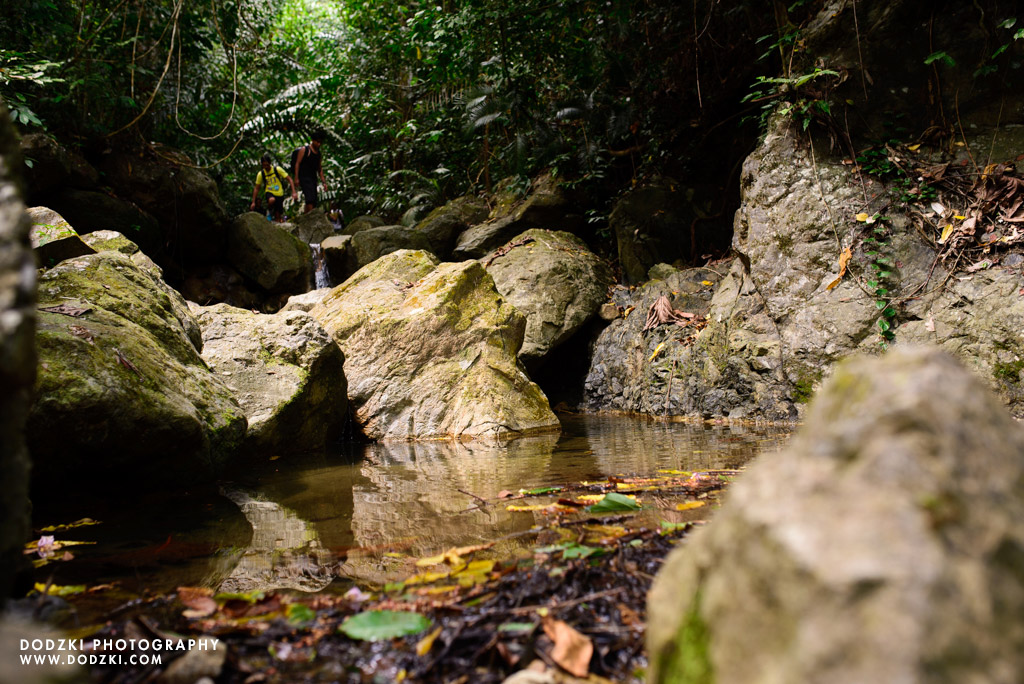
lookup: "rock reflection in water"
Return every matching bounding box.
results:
[226,415,789,588]
[342,433,561,584]
[216,488,335,593]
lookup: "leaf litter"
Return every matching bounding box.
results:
[64,470,737,683]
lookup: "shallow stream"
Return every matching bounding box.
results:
[32,415,789,625]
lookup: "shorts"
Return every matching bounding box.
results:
[264,192,285,217]
[300,178,318,207]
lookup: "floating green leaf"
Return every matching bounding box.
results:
[586,492,642,513]
[498,622,537,633]
[286,603,316,625]
[339,610,431,641]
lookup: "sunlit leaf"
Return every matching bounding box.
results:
[34,583,86,597]
[416,627,442,656]
[855,212,870,222]
[649,341,665,362]
[498,622,536,633]
[676,501,707,511]
[939,224,954,243]
[586,492,641,513]
[38,518,100,533]
[339,611,431,642]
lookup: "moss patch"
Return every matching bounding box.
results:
[660,590,714,684]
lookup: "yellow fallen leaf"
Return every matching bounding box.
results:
[416,627,443,656]
[649,342,665,362]
[939,224,954,244]
[701,280,714,286]
[825,276,843,291]
[676,501,707,511]
[855,212,870,222]
[907,143,921,151]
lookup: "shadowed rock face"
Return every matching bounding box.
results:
[0,105,34,600]
[28,251,247,493]
[646,346,1024,684]
[310,249,560,441]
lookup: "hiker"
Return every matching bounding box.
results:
[250,153,297,223]
[293,129,328,214]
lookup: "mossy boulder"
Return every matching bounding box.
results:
[191,303,348,454]
[27,251,247,493]
[27,206,95,268]
[342,215,385,236]
[228,212,313,294]
[343,225,433,279]
[647,347,1024,684]
[414,194,490,259]
[452,174,583,259]
[482,229,614,364]
[310,249,560,440]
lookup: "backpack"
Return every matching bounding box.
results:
[289,145,309,177]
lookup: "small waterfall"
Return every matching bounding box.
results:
[310,243,331,289]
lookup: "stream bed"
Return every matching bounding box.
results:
[30,414,790,627]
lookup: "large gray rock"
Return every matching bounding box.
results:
[28,251,247,492]
[191,303,348,453]
[98,146,230,264]
[482,229,614,364]
[647,347,1024,684]
[0,105,33,600]
[284,208,334,245]
[452,174,583,259]
[321,234,351,281]
[228,212,313,294]
[18,133,97,202]
[582,263,796,420]
[414,194,489,259]
[343,224,433,278]
[310,249,559,440]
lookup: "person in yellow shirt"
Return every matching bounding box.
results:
[250,153,298,223]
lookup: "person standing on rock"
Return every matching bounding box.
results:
[293,129,328,214]
[250,153,297,223]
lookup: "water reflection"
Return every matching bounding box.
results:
[35,415,789,611]
[216,489,334,594]
[227,415,789,590]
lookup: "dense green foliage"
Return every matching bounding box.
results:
[1,0,783,224]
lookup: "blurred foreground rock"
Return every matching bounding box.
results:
[647,346,1024,684]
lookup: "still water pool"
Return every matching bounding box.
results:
[32,415,790,623]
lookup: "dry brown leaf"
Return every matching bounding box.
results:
[542,617,593,678]
[826,247,853,291]
[177,586,217,618]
